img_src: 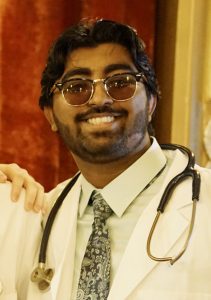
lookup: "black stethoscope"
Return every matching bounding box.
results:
[31,144,201,291]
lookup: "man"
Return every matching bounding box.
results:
[1,19,211,299]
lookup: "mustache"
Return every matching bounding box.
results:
[75,105,128,121]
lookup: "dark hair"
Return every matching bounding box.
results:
[39,19,160,109]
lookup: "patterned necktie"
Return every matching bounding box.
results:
[77,191,113,300]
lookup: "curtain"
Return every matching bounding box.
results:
[0,0,156,190]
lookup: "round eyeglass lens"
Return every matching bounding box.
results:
[62,79,92,105]
[106,74,137,100]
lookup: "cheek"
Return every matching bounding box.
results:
[53,98,76,123]
[127,93,148,119]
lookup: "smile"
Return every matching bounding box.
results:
[87,116,115,125]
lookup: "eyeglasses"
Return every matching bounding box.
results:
[50,72,147,106]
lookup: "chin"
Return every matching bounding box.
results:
[72,142,130,164]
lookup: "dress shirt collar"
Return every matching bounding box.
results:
[79,138,167,218]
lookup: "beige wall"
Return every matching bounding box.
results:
[172,0,211,165]
[155,0,211,165]
[200,0,211,166]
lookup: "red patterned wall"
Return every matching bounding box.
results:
[0,0,156,190]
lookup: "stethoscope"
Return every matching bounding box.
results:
[31,143,201,291]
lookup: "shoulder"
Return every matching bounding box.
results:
[0,181,42,246]
[196,164,211,176]
[45,173,82,209]
[195,165,211,197]
[45,178,73,204]
[0,181,15,196]
[0,181,25,211]
[0,182,42,227]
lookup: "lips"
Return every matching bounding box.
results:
[75,106,128,124]
[87,116,115,125]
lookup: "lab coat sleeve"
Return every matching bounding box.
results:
[0,182,42,299]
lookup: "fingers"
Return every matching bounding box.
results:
[24,182,46,214]
[11,176,26,201]
[0,169,7,182]
[0,163,46,213]
[41,194,49,215]
[5,163,32,201]
[0,163,26,200]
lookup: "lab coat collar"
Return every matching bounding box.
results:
[108,148,193,300]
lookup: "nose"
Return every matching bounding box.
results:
[88,80,113,106]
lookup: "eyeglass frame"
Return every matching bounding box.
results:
[49,72,148,107]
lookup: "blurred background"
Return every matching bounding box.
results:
[0,0,211,190]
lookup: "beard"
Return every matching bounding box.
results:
[53,105,149,164]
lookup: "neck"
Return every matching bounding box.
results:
[72,139,151,188]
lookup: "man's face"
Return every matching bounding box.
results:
[45,43,156,164]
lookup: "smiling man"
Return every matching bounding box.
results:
[44,42,156,185]
[1,19,211,300]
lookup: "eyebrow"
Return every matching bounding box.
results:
[61,63,135,82]
[104,63,135,74]
[61,68,91,82]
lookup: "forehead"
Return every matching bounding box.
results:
[64,43,136,75]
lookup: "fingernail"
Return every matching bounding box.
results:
[34,206,40,213]
[25,204,32,211]
[11,194,18,202]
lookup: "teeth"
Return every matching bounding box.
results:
[87,116,114,125]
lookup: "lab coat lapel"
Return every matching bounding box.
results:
[46,176,82,299]
[108,150,193,300]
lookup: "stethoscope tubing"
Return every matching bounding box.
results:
[32,143,201,290]
[39,172,80,264]
[159,144,200,212]
[39,144,200,263]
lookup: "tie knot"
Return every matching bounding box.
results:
[92,191,113,220]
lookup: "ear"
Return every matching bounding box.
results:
[43,107,58,132]
[148,96,157,123]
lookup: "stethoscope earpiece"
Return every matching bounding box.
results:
[31,263,54,291]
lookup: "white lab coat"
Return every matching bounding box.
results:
[0,182,42,300]
[26,149,211,300]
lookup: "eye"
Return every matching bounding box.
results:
[107,75,134,89]
[63,79,91,95]
[114,78,130,88]
[63,81,85,94]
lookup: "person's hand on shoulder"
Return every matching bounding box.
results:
[0,163,47,214]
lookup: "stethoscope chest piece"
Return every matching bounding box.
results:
[31,263,54,291]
